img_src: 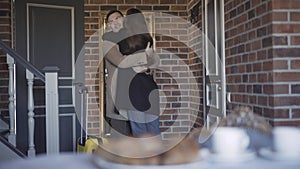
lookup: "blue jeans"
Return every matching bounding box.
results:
[127,110,160,137]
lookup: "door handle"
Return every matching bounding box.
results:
[227,92,231,103]
[211,79,221,83]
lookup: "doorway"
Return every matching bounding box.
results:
[98,11,155,137]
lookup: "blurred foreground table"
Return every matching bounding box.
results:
[0,152,299,169]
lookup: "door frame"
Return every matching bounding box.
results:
[26,3,76,105]
[15,0,84,154]
[202,0,226,128]
[98,11,156,137]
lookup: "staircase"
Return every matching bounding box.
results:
[0,39,65,161]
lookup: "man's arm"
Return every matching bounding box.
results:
[103,40,147,68]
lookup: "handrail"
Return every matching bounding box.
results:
[0,39,45,82]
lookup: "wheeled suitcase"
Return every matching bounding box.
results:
[76,86,99,153]
[77,136,99,153]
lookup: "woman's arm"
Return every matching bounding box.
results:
[103,40,148,68]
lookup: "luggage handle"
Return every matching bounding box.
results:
[78,85,88,145]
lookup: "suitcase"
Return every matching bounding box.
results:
[76,87,99,153]
[77,136,99,153]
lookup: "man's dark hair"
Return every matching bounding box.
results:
[106,9,123,22]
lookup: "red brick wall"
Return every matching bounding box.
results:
[269,0,300,126]
[225,0,300,126]
[187,0,204,128]
[153,11,193,138]
[84,0,205,139]
[0,0,11,118]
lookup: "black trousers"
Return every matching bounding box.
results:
[108,118,132,136]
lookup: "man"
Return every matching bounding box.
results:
[102,9,157,137]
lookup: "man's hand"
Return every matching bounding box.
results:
[145,42,154,57]
[145,42,159,69]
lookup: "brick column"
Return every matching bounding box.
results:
[0,0,12,118]
[268,0,300,126]
[224,0,300,126]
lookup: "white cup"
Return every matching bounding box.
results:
[272,127,300,156]
[212,127,250,157]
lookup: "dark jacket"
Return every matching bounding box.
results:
[102,29,149,120]
[115,35,160,115]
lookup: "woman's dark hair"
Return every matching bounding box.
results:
[121,8,153,55]
[126,8,142,16]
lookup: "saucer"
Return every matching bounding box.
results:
[200,149,256,163]
[259,148,300,161]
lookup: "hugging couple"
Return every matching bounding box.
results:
[102,8,161,138]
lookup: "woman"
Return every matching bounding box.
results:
[115,8,161,137]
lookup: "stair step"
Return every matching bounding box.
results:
[0,135,26,162]
[0,116,10,139]
[0,128,9,138]
[0,116,9,130]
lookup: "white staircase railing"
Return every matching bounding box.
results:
[7,54,16,147]
[2,39,60,157]
[26,70,35,157]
